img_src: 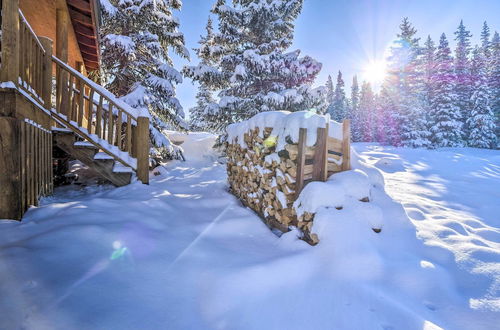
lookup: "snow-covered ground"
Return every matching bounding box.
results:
[0,139,499,330]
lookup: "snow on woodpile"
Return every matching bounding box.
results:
[225,111,350,244]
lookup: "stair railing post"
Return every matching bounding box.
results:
[39,37,53,113]
[0,0,20,85]
[135,116,149,184]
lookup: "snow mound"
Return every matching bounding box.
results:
[293,149,411,243]
[165,131,217,162]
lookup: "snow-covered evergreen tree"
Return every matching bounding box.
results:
[429,33,463,147]
[189,84,219,132]
[184,0,325,128]
[358,81,375,141]
[327,71,347,121]
[480,21,491,58]
[383,18,429,147]
[454,20,473,136]
[188,17,226,132]
[325,75,334,107]
[467,46,496,148]
[349,75,362,141]
[100,0,189,155]
[422,35,436,116]
[490,31,500,141]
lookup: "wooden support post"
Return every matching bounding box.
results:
[341,119,351,171]
[56,2,69,115]
[312,125,328,181]
[1,0,20,84]
[135,117,149,184]
[294,128,307,199]
[0,118,22,220]
[39,37,54,112]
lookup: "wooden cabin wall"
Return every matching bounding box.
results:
[19,0,86,74]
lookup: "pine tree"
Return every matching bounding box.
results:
[467,46,496,148]
[358,81,375,141]
[377,85,398,144]
[480,21,491,58]
[325,75,334,106]
[184,0,325,129]
[189,84,219,132]
[349,75,362,141]
[188,17,228,132]
[490,31,500,141]
[422,35,436,115]
[372,93,385,142]
[100,0,189,153]
[327,71,347,121]
[454,20,473,137]
[430,33,463,147]
[383,18,428,147]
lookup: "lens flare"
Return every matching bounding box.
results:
[362,60,387,84]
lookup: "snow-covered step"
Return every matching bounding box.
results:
[74,141,95,147]
[94,152,114,160]
[113,161,134,173]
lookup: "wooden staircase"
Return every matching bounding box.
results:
[0,2,150,220]
[53,129,134,186]
[50,56,150,186]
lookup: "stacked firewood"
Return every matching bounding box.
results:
[226,126,319,244]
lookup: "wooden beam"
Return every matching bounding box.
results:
[67,0,92,13]
[79,43,98,54]
[1,0,20,83]
[74,23,95,38]
[80,52,98,62]
[68,8,94,27]
[75,33,97,48]
[83,60,99,70]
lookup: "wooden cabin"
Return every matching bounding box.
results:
[0,0,150,220]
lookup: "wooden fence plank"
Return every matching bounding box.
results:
[312,125,328,181]
[294,128,307,199]
[341,119,351,171]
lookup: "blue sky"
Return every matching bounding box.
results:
[174,0,500,117]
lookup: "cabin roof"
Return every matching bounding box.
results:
[66,0,100,72]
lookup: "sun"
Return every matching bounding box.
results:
[362,60,387,84]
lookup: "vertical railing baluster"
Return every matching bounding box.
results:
[77,79,85,127]
[87,88,95,134]
[127,116,132,153]
[96,95,103,139]
[115,109,122,147]
[108,103,114,144]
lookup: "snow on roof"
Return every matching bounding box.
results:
[226,111,343,150]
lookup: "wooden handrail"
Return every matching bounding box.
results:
[17,8,46,104]
[51,54,150,183]
[51,56,145,120]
